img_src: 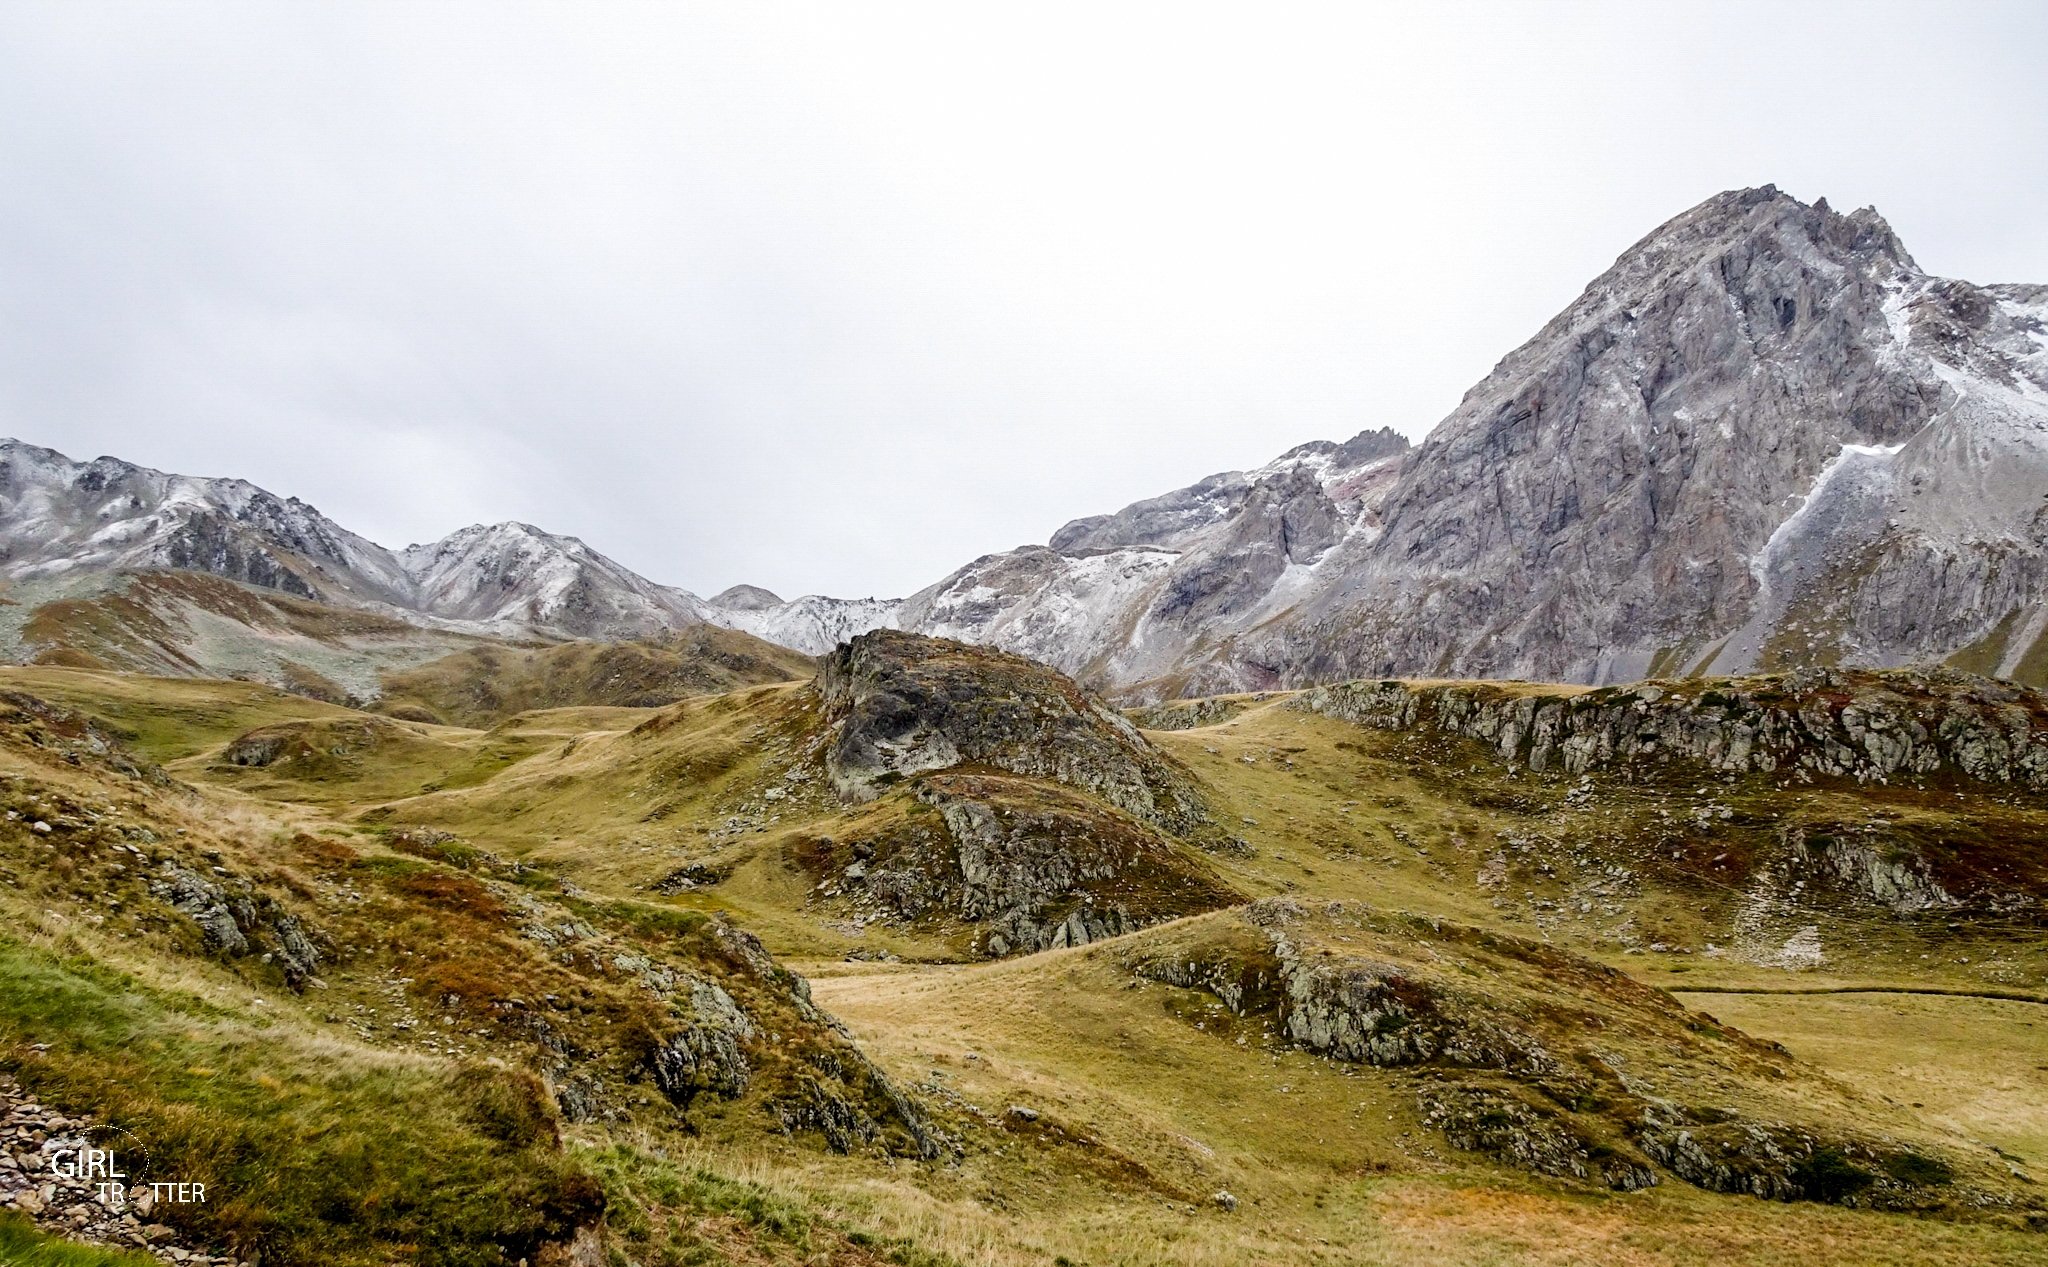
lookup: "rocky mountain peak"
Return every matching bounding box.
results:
[844,187,2048,698]
[395,518,706,637]
[707,584,786,611]
[6,188,2042,698]
[0,437,417,606]
[1236,184,2045,690]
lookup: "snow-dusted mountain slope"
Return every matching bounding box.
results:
[7,187,2043,695]
[0,439,419,607]
[892,429,1411,687]
[398,521,710,637]
[692,428,1408,663]
[0,441,717,643]
[865,187,2048,697]
[700,587,903,657]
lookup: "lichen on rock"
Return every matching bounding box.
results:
[812,630,1209,834]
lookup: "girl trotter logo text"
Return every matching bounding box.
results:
[47,1123,206,1212]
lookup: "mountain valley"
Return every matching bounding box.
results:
[2,185,2046,1267]
[10,189,2046,707]
[0,624,2043,1265]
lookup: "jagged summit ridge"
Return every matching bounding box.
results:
[0,441,713,640]
[0,439,417,607]
[6,187,2043,690]
[881,186,2048,695]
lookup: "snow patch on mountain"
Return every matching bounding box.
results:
[396,521,709,637]
[704,592,902,657]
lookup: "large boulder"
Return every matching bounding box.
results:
[812,630,1209,834]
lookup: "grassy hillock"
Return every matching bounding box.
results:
[0,679,949,1265]
[10,571,489,701]
[373,626,816,727]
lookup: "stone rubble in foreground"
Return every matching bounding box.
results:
[0,1074,251,1267]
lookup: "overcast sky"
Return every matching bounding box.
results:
[1,3,2042,599]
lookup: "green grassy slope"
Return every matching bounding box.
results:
[1,651,2044,1266]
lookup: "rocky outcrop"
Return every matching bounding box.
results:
[1418,1083,1656,1191]
[1124,696,1251,731]
[1632,1105,1957,1209]
[1296,667,2048,913]
[526,909,940,1157]
[1123,901,1997,1208]
[688,918,941,1159]
[646,978,755,1106]
[810,771,1241,957]
[1784,825,1958,913]
[1130,901,1616,1080]
[150,862,324,987]
[803,632,1241,956]
[1294,667,2048,789]
[812,630,1209,834]
[772,1048,941,1160]
[220,732,289,767]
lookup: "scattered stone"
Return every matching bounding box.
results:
[0,1076,251,1266]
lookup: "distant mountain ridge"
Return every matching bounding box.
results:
[0,439,417,608]
[7,186,2044,695]
[0,439,729,640]
[877,185,2048,695]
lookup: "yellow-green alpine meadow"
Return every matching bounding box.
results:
[1,625,2043,1266]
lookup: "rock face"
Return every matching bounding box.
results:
[812,630,1209,835]
[1123,696,1253,731]
[1125,901,2002,1210]
[893,430,1410,692]
[847,188,2048,696]
[646,977,756,1106]
[1129,901,1611,1079]
[1419,1083,1656,1192]
[809,771,1241,957]
[1294,667,2048,913]
[1293,667,2048,789]
[800,631,1236,955]
[150,860,325,987]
